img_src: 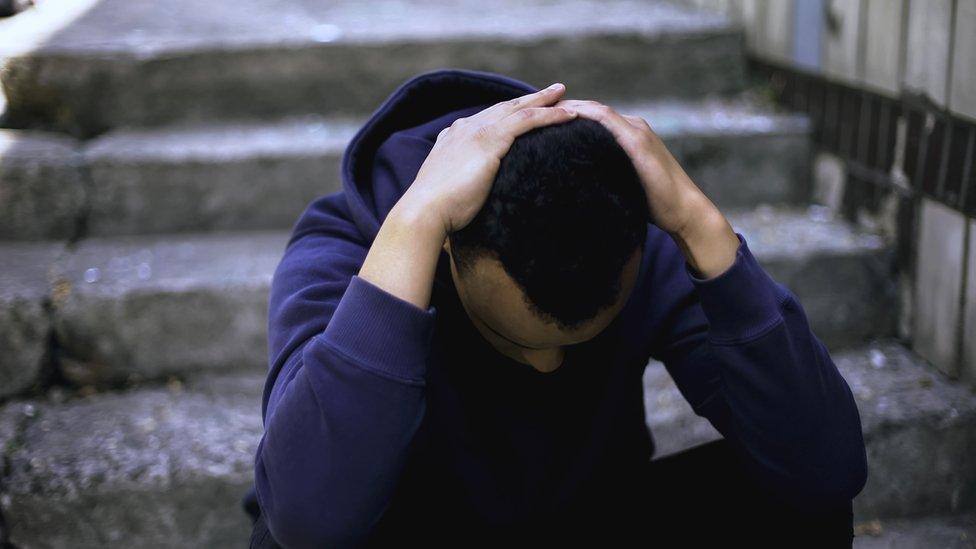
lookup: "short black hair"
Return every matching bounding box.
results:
[448,117,649,332]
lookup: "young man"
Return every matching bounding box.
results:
[245,68,868,547]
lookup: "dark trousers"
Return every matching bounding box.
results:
[612,437,855,547]
[245,437,854,547]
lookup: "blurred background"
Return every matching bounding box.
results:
[0,0,973,546]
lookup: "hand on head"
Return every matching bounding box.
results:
[551,98,712,237]
[401,82,578,235]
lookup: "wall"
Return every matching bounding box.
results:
[676,0,976,384]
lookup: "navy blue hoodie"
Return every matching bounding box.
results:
[253,68,868,547]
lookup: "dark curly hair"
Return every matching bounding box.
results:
[448,117,649,332]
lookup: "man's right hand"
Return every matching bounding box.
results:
[398,82,578,236]
[359,82,576,311]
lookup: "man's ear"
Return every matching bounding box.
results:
[442,235,451,254]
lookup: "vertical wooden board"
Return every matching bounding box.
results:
[950,0,976,121]
[738,0,767,55]
[766,1,794,63]
[726,0,743,20]
[913,198,966,376]
[823,0,864,83]
[726,0,750,22]
[964,219,976,385]
[760,0,795,63]
[696,0,734,14]
[904,0,953,106]
[863,0,905,96]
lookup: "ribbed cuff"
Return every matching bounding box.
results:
[319,275,438,381]
[686,233,785,344]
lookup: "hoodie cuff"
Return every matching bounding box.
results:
[319,274,437,381]
[686,233,786,344]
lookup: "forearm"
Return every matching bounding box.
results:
[663,232,867,507]
[358,192,447,310]
[666,191,740,280]
[258,191,443,546]
[257,335,428,547]
[701,307,868,507]
[259,266,437,546]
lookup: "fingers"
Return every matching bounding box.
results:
[552,99,647,151]
[622,113,651,131]
[489,106,578,147]
[477,82,568,121]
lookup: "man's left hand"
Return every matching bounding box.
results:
[554,99,740,279]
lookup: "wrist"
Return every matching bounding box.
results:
[668,200,738,279]
[388,195,449,245]
[663,189,714,239]
[674,199,726,242]
[358,197,446,311]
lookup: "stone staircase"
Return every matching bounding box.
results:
[0,0,973,547]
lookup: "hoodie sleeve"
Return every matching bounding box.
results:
[647,230,868,510]
[254,192,437,548]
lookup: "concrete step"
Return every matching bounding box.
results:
[0,241,64,398]
[0,96,810,239]
[0,0,745,136]
[852,511,976,548]
[2,341,972,547]
[0,129,86,241]
[645,340,976,522]
[50,230,286,387]
[729,205,896,349]
[0,206,894,394]
[77,97,810,236]
[0,373,264,548]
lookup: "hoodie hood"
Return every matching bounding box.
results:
[340,68,540,244]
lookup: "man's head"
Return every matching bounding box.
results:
[443,117,649,362]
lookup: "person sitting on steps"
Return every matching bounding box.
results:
[243,68,867,548]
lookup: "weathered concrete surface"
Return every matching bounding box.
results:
[49,231,288,386]
[853,511,976,548]
[0,206,891,390]
[0,373,265,548]
[0,241,64,399]
[848,344,976,520]
[81,116,357,236]
[728,205,896,348]
[0,129,85,240]
[643,362,720,457]
[644,341,976,522]
[629,96,812,209]
[74,97,810,237]
[30,207,889,386]
[0,396,21,452]
[2,341,972,547]
[0,0,744,135]
[0,0,731,52]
